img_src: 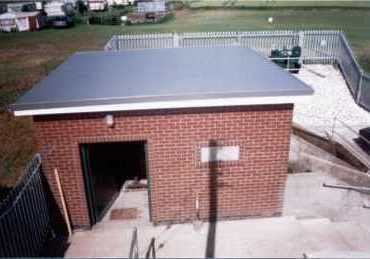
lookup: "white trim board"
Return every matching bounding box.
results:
[13,95,309,116]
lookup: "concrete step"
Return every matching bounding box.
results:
[334,221,370,252]
[67,216,370,258]
[214,216,312,258]
[306,250,370,258]
[93,220,152,230]
[299,218,352,252]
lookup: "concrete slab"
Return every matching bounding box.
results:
[334,221,370,252]
[283,172,370,225]
[306,250,370,258]
[65,171,370,258]
[299,218,351,251]
[101,188,151,227]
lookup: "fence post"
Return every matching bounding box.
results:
[356,74,363,103]
[298,30,305,47]
[173,33,179,48]
[236,31,241,46]
[115,35,119,51]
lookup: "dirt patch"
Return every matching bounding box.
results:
[0,30,105,188]
[110,208,138,220]
[173,9,188,17]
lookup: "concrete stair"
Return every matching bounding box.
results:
[333,221,370,252]
[300,218,370,258]
[65,216,370,258]
[299,218,352,252]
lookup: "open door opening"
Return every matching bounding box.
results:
[80,141,148,225]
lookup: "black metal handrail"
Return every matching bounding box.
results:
[145,237,156,259]
[129,227,139,258]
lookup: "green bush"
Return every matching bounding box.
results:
[88,14,121,25]
[157,14,175,24]
[168,0,185,10]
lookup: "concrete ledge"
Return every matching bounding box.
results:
[302,153,370,187]
[290,135,370,187]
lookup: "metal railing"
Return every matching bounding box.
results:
[323,182,370,193]
[128,227,157,259]
[105,30,339,64]
[0,154,51,257]
[129,227,139,258]
[103,30,370,113]
[359,74,370,111]
[145,238,156,259]
[331,117,370,171]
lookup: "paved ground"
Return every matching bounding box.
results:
[101,187,150,227]
[283,172,370,229]
[65,172,370,258]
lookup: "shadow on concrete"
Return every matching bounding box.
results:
[205,140,218,258]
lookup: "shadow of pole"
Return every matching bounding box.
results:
[205,140,218,258]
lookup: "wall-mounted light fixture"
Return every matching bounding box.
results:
[105,114,115,128]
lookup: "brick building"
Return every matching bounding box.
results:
[12,48,312,228]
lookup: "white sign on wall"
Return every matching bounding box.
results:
[201,146,240,162]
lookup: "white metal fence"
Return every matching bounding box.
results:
[105,30,339,63]
[104,30,370,112]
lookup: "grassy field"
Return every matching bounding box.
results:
[184,0,370,8]
[1,7,370,187]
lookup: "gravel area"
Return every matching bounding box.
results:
[293,65,370,134]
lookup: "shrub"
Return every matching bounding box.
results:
[168,0,185,10]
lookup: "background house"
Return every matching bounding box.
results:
[0,11,45,31]
[87,0,107,11]
[6,2,37,12]
[136,0,165,13]
[130,0,168,23]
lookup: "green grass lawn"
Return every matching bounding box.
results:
[1,7,370,187]
[184,0,370,8]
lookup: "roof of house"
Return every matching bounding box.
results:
[137,0,166,13]
[0,10,38,19]
[12,47,313,116]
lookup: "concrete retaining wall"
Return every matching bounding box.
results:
[289,135,370,188]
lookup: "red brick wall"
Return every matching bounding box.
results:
[34,105,293,228]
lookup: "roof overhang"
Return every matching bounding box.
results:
[13,95,306,116]
[12,48,314,117]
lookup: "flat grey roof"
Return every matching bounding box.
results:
[12,47,313,113]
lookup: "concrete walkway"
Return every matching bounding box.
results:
[66,214,370,258]
[65,172,370,258]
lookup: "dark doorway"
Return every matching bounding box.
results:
[80,141,147,225]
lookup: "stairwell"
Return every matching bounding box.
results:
[65,213,370,258]
[293,64,370,174]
